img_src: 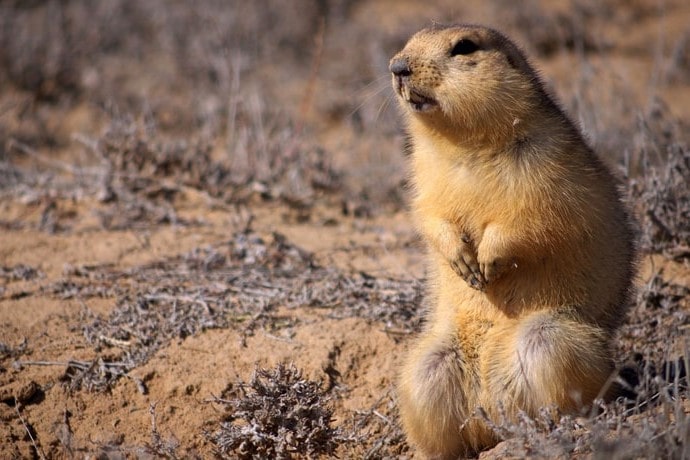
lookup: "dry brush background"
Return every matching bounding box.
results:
[1,0,690,458]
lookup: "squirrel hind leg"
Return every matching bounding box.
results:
[483,311,614,417]
[398,334,493,459]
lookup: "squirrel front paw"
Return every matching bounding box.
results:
[449,233,486,291]
[479,257,517,284]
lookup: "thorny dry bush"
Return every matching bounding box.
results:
[209,364,408,460]
[210,363,341,459]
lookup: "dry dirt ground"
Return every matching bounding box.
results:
[1,1,690,458]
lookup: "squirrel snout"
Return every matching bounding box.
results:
[390,58,411,77]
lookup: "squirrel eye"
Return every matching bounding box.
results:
[450,39,479,56]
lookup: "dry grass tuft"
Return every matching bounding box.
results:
[0,339,28,361]
[0,264,42,282]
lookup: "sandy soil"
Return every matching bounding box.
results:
[1,0,690,458]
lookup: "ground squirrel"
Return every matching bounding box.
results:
[390,24,636,458]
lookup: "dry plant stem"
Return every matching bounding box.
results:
[9,137,168,183]
[297,16,326,133]
[15,360,104,368]
[150,402,159,437]
[14,398,47,460]
[9,139,96,176]
[285,16,326,161]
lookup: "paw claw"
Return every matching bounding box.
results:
[469,276,486,291]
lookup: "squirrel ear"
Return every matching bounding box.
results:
[505,54,519,70]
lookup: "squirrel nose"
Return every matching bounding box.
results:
[390,58,411,77]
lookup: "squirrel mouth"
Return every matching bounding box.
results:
[403,88,438,112]
[408,91,437,112]
[397,83,437,112]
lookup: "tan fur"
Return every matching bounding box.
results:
[390,24,636,459]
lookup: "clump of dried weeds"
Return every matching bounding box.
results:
[617,269,690,365]
[210,363,341,459]
[629,144,690,260]
[469,380,690,459]
[94,113,340,221]
[6,109,340,232]
[0,264,42,283]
